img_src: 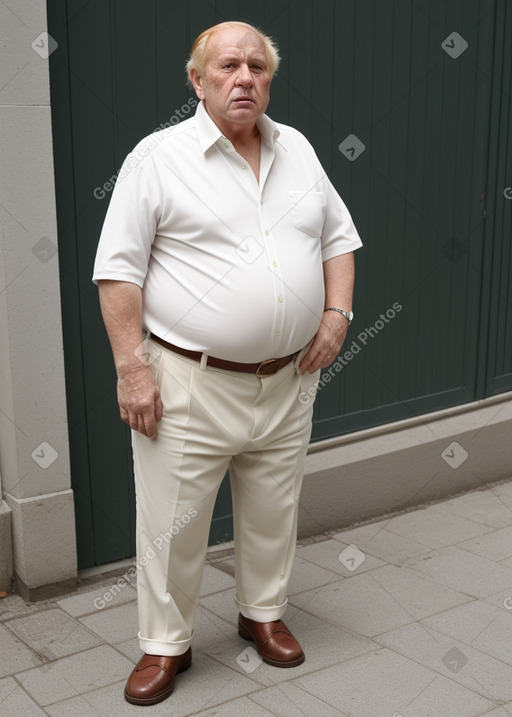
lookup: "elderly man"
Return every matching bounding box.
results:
[93,20,362,706]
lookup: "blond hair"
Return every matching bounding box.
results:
[186,21,280,82]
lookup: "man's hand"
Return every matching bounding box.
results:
[117,365,163,440]
[298,311,350,375]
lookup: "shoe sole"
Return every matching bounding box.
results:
[124,649,192,705]
[238,627,305,668]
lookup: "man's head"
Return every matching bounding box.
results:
[186,22,280,136]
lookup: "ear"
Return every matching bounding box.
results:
[189,68,205,100]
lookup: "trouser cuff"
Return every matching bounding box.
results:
[235,597,288,622]
[138,631,193,656]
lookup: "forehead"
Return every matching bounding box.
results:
[205,26,266,61]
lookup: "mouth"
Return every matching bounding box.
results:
[232,96,255,105]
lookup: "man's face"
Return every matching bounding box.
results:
[191,25,272,132]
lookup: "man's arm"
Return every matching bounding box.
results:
[298,252,355,375]
[97,280,162,439]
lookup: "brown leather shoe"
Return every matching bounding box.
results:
[238,613,305,667]
[124,648,192,705]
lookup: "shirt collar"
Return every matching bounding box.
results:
[194,100,280,152]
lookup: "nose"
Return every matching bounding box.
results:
[236,63,253,87]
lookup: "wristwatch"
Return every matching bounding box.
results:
[324,307,354,324]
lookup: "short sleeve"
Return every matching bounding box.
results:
[320,178,363,262]
[92,152,161,287]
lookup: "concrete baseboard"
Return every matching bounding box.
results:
[3,489,77,600]
[14,574,77,602]
[298,391,512,537]
[0,500,13,593]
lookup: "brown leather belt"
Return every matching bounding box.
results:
[150,334,296,377]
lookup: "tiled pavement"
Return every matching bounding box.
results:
[3,480,512,716]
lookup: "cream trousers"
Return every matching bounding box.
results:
[131,338,318,656]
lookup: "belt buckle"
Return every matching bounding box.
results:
[256,358,280,377]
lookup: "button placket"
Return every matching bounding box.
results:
[259,201,285,354]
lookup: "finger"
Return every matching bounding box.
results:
[127,410,146,435]
[298,347,318,375]
[143,411,158,440]
[154,387,163,423]
[136,413,149,436]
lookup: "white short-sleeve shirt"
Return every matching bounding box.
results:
[93,101,362,362]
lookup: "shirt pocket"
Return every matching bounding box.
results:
[288,190,326,238]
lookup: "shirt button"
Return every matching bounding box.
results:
[265,229,270,236]
[278,296,283,303]
[275,330,280,336]
[273,261,278,267]
[241,164,247,169]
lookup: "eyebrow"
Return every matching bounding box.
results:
[217,54,267,65]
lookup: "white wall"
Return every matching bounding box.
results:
[0,0,77,599]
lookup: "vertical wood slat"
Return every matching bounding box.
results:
[48,0,510,565]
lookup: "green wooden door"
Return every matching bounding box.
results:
[47,0,512,568]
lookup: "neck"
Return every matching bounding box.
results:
[205,109,261,146]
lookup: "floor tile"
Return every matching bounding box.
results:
[457,525,512,562]
[289,573,414,637]
[293,648,493,716]
[200,564,236,596]
[189,695,276,716]
[296,538,385,576]
[0,623,43,677]
[57,581,137,617]
[332,522,432,564]
[376,621,512,702]
[199,587,239,627]
[15,644,134,706]
[193,604,245,652]
[0,676,46,715]
[6,608,102,659]
[476,704,512,716]
[443,489,512,529]
[422,600,512,666]
[249,682,349,716]
[199,603,377,687]
[367,564,472,625]
[5,479,512,716]
[383,503,495,548]
[404,546,512,598]
[288,555,343,595]
[0,593,48,623]
[44,653,261,716]
[79,601,138,644]
[114,637,141,664]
